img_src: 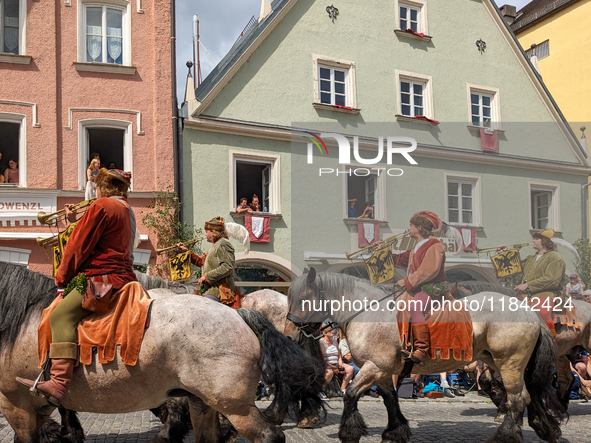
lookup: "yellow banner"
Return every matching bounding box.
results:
[365,246,396,284]
[53,222,77,275]
[52,246,63,276]
[491,249,523,278]
[169,251,192,282]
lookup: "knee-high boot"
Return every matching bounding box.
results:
[410,324,431,363]
[16,342,77,406]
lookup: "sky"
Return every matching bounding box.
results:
[174,0,533,102]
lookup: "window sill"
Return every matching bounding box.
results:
[343,218,388,225]
[230,211,283,220]
[0,183,19,187]
[0,53,32,65]
[394,29,432,42]
[395,114,439,125]
[73,62,136,75]
[313,103,361,114]
[467,125,505,134]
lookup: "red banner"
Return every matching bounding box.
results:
[245,215,270,243]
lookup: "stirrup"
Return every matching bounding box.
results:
[27,372,44,396]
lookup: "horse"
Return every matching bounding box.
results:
[456,280,591,412]
[0,262,324,443]
[285,268,565,443]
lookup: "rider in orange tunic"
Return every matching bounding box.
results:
[17,169,137,407]
[392,210,446,363]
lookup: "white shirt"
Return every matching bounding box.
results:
[414,238,429,253]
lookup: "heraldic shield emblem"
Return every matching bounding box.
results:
[490,249,522,278]
[169,251,192,282]
[365,247,396,284]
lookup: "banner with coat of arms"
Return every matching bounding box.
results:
[52,222,78,275]
[364,246,396,284]
[490,249,522,278]
[169,251,192,282]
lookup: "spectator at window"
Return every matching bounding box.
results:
[90,152,105,169]
[0,152,5,183]
[4,159,19,184]
[236,197,253,214]
[347,198,357,218]
[85,159,101,200]
[108,162,117,169]
[250,194,262,212]
[320,329,354,396]
[357,202,374,219]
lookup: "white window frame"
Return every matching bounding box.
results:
[0,0,26,55]
[395,70,434,119]
[529,183,560,231]
[229,150,281,215]
[77,0,132,66]
[342,165,387,221]
[78,119,133,190]
[395,0,428,35]
[313,54,357,109]
[0,112,26,187]
[467,84,501,129]
[444,174,482,227]
[0,246,30,266]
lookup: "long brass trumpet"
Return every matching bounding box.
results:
[476,243,529,253]
[156,237,204,255]
[36,235,59,248]
[37,198,97,225]
[346,231,408,260]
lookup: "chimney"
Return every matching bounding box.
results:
[259,0,272,23]
[581,127,589,157]
[500,4,517,25]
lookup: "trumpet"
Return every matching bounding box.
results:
[346,231,408,260]
[156,237,204,255]
[476,243,529,253]
[36,235,59,248]
[37,198,97,225]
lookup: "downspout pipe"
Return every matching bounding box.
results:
[171,0,182,220]
[583,181,591,240]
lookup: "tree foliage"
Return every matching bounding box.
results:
[141,182,202,278]
[574,239,591,289]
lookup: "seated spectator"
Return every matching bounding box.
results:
[108,162,117,169]
[236,197,253,214]
[583,290,591,304]
[320,329,354,396]
[4,159,19,184]
[357,202,374,219]
[566,274,585,298]
[85,159,101,200]
[250,194,262,212]
[347,198,357,218]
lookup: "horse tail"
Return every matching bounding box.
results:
[237,308,325,422]
[524,324,566,442]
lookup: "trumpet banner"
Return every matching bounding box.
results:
[169,251,192,282]
[365,246,396,284]
[53,222,78,275]
[491,249,523,278]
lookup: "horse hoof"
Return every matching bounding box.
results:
[494,413,505,423]
[297,417,319,428]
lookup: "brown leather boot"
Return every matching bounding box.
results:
[17,358,75,406]
[410,323,430,363]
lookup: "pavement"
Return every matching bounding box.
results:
[1,392,590,443]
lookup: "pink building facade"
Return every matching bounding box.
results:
[0,0,175,275]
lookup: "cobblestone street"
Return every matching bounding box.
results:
[2,394,590,443]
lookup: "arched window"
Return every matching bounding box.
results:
[234,263,291,296]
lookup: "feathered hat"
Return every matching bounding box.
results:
[204,216,226,232]
[533,229,581,266]
[94,169,131,194]
[410,210,443,233]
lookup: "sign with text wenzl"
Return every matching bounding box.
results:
[0,192,57,225]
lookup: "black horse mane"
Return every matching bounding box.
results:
[0,262,57,353]
[457,280,518,297]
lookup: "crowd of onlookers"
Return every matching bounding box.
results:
[236,194,264,213]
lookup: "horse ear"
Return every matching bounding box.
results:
[307,267,317,285]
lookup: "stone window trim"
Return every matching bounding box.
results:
[467,84,502,130]
[529,182,560,232]
[444,173,482,228]
[0,0,27,56]
[0,53,30,64]
[342,164,388,222]
[229,150,281,215]
[313,54,357,110]
[395,0,429,36]
[0,111,26,187]
[395,69,434,120]
[77,0,132,66]
[73,61,136,75]
[77,118,133,191]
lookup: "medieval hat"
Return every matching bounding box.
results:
[94,169,131,195]
[410,210,442,233]
[532,228,555,240]
[205,216,226,232]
